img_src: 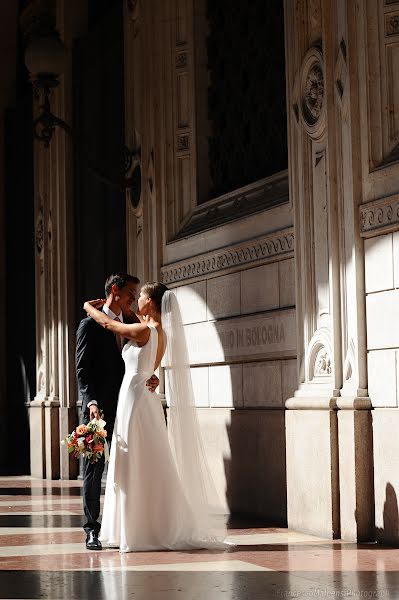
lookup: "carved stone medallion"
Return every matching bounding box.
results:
[300,46,326,140]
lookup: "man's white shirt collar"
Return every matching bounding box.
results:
[103,305,123,322]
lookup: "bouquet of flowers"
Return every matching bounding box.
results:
[61,418,109,464]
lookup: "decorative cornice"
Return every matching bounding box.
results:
[161,227,294,285]
[172,171,289,240]
[359,194,399,237]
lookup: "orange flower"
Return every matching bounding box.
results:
[76,424,88,436]
[98,430,107,438]
[92,443,104,454]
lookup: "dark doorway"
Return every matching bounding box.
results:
[73,0,126,320]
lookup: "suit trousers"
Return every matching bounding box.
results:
[82,420,114,535]
[82,454,105,535]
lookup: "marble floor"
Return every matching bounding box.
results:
[0,478,398,599]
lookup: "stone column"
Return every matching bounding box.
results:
[124,0,165,283]
[284,0,373,540]
[26,0,87,479]
[332,0,374,542]
[284,0,341,539]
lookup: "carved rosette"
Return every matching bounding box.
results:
[300,46,326,140]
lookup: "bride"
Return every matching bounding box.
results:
[83,282,227,552]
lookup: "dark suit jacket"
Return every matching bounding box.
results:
[75,314,126,434]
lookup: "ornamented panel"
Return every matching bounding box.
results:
[386,42,399,148]
[312,149,329,324]
[172,0,197,232]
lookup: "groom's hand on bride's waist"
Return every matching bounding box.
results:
[146,375,159,393]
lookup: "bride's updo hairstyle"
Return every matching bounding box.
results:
[141,282,168,312]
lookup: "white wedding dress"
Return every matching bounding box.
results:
[99,326,223,552]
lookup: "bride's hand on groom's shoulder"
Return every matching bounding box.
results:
[83,298,105,314]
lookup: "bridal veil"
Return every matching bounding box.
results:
[161,290,227,545]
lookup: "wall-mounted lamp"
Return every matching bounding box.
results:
[25,32,72,147]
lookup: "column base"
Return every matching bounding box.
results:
[286,405,340,538]
[59,406,79,480]
[29,400,46,478]
[44,400,60,480]
[338,408,374,542]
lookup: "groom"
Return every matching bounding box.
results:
[76,272,158,550]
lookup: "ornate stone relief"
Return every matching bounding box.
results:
[359,194,399,237]
[35,206,44,255]
[177,134,190,152]
[161,227,294,285]
[314,347,332,376]
[385,12,399,36]
[299,46,326,140]
[176,51,188,68]
[307,327,333,383]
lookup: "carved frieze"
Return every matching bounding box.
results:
[360,194,399,237]
[161,227,294,285]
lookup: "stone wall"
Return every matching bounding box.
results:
[365,232,399,543]
[161,203,296,520]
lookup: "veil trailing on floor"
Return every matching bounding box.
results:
[161,290,228,545]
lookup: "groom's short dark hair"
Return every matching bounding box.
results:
[104,273,140,297]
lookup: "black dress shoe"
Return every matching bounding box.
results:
[86,531,102,550]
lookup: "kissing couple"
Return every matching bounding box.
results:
[76,273,228,552]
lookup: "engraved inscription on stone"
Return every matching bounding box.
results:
[185,309,296,364]
[218,322,285,350]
